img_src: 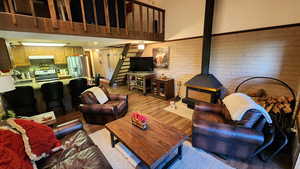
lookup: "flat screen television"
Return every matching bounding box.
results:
[130,57,154,72]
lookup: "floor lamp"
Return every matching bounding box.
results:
[0,75,15,119]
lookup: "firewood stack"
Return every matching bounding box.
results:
[247,89,295,129]
[248,89,294,114]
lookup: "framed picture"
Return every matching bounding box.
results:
[153,47,170,68]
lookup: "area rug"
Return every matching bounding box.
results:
[164,101,194,120]
[89,129,235,169]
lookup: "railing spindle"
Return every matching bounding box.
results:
[132,3,135,32]
[139,5,143,33]
[47,0,58,28]
[158,11,161,33]
[162,10,165,36]
[152,8,154,33]
[115,0,120,32]
[28,0,37,27]
[147,7,149,33]
[124,0,128,34]
[103,0,111,33]
[63,0,73,29]
[80,0,87,31]
[3,0,9,12]
[7,0,16,25]
[92,0,99,31]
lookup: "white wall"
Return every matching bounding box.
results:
[161,0,205,40]
[161,0,300,40]
[213,0,300,34]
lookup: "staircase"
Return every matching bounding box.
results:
[109,44,143,86]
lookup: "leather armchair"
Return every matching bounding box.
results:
[192,102,270,159]
[79,86,128,125]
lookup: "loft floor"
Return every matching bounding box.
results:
[57,86,291,169]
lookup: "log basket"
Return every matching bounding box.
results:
[235,76,296,130]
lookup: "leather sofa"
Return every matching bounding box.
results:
[37,119,112,169]
[79,85,128,125]
[192,102,272,159]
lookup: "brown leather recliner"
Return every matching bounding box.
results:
[192,102,272,159]
[79,86,128,125]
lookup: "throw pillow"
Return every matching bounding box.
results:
[7,118,62,161]
[0,126,34,169]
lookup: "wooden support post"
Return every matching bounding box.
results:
[147,7,149,33]
[7,0,16,25]
[63,0,73,29]
[139,5,143,33]
[103,0,110,33]
[92,0,99,31]
[115,0,120,32]
[28,0,38,27]
[47,0,58,28]
[80,0,87,31]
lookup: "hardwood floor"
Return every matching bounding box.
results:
[57,86,292,169]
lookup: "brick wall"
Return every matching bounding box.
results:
[210,26,300,95]
[143,26,300,98]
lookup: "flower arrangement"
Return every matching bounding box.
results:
[131,112,148,130]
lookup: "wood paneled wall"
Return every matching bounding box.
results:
[143,26,300,97]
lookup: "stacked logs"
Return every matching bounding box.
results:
[248,89,294,114]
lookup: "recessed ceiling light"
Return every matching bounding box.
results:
[21,42,66,47]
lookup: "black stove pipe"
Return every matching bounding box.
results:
[201,0,215,75]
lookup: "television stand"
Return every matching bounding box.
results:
[127,72,155,95]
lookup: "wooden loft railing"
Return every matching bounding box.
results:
[0,0,165,41]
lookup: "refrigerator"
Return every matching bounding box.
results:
[67,56,90,78]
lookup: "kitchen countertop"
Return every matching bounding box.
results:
[15,77,92,89]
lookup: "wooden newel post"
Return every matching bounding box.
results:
[47,0,59,29]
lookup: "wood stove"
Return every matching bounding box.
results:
[182,74,223,108]
[182,0,223,108]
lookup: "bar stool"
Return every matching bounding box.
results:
[41,81,65,116]
[69,78,88,108]
[3,86,38,117]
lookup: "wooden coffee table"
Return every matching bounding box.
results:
[105,115,187,169]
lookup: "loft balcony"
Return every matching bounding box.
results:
[0,0,165,41]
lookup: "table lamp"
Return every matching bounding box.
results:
[0,75,15,119]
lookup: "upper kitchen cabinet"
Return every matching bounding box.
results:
[64,47,84,57]
[54,47,66,64]
[11,46,84,67]
[11,45,30,67]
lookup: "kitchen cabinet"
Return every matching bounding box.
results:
[11,46,30,67]
[54,47,66,64]
[11,46,84,67]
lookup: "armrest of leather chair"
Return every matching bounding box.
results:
[53,119,83,139]
[193,119,264,145]
[79,104,118,115]
[109,94,128,101]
